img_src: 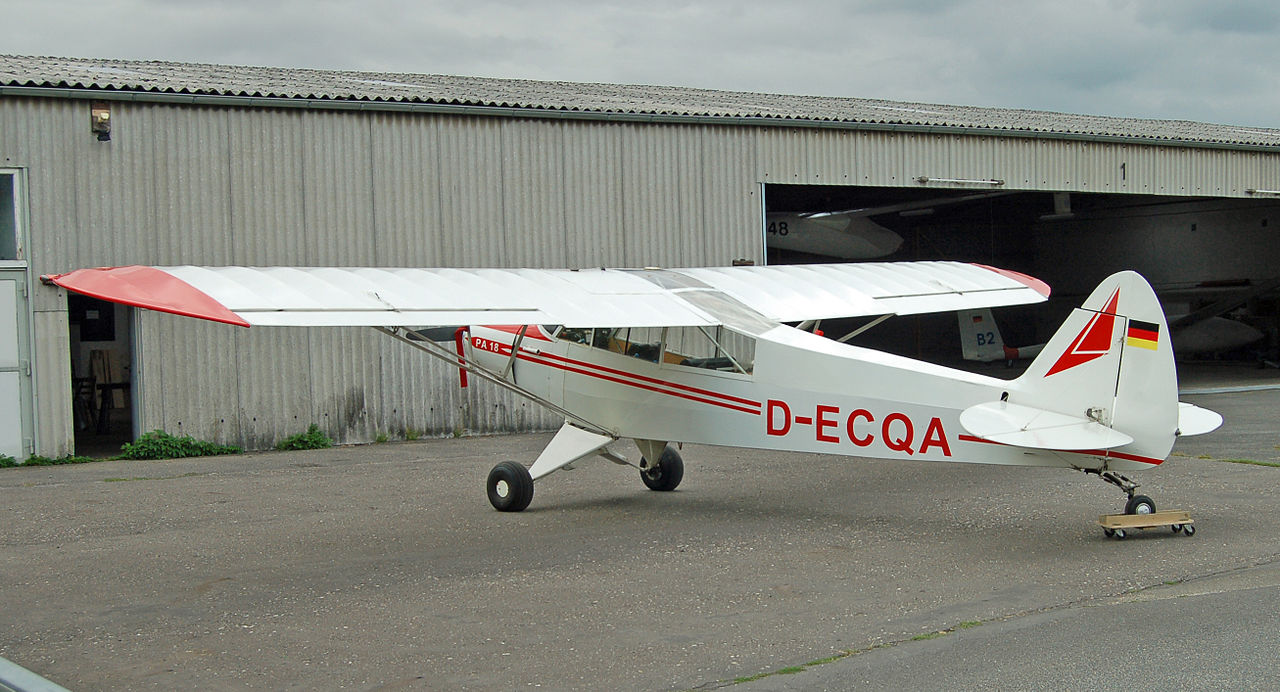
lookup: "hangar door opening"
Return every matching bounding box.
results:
[68,295,135,455]
[763,183,1280,367]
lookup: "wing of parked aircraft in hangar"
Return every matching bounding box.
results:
[43,261,1051,330]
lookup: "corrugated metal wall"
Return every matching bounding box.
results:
[4,94,1280,452]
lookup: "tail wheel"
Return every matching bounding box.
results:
[1125,494,1155,516]
[640,445,684,492]
[487,461,534,512]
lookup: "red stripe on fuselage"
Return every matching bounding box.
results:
[957,434,1163,465]
[534,350,761,408]
[490,343,762,415]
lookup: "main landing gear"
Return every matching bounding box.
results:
[484,422,685,512]
[639,445,684,492]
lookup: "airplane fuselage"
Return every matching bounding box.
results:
[467,323,1168,473]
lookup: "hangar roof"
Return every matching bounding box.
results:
[3,54,1278,149]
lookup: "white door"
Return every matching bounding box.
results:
[0,270,31,459]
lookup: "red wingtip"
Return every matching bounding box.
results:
[43,266,250,327]
[971,263,1051,298]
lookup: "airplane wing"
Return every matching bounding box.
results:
[43,261,1049,329]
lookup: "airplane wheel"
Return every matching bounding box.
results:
[1184,524,1196,537]
[1103,528,1115,538]
[1113,529,1127,540]
[1125,495,1155,516]
[1171,524,1182,533]
[487,461,533,512]
[640,445,684,492]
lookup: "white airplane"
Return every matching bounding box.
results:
[959,307,1264,364]
[765,212,903,259]
[45,261,1221,517]
[766,191,1017,260]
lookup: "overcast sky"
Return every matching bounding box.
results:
[5,0,1279,128]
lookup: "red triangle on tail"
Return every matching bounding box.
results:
[1044,288,1119,377]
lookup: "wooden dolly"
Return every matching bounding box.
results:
[1098,510,1195,540]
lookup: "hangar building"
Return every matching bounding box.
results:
[2,55,1279,458]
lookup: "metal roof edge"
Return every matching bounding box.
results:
[3,84,1278,154]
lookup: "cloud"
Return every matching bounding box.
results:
[2,0,1278,127]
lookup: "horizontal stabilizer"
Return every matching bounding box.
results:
[1178,402,1224,437]
[959,400,1134,450]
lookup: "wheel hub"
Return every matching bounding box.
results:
[495,480,510,498]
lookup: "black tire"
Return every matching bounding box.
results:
[1103,528,1115,538]
[487,461,534,512]
[1184,524,1196,537]
[640,445,684,492]
[1125,495,1156,516]
[1114,529,1127,540]
[1171,524,1182,533]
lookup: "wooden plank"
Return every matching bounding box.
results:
[1097,510,1192,530]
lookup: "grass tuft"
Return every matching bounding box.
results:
[2,453,99,467]
[1215,458,1280,468]
[275,424,333,451]
[120,430,241,460]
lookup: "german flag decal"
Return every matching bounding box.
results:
[1126,319,1160,350]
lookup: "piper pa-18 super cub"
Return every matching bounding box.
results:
[45,261,1221,516]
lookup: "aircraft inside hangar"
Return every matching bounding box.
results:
[764,183,1280,367]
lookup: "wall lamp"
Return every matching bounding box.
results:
[90,102,111,141]
[916,176,1005,186]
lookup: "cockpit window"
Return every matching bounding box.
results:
[556,327,589,344]
[665,326,754,374]
[556,325,755,374]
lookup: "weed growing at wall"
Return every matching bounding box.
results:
[1,453,98,467]
[275,424,333,451]
[119,430,242,460]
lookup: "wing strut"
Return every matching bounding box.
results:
[837,313,893,343]
[501,325,529,383]
[374,326,612,437]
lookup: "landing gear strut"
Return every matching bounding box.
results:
[1084,468,1156,515]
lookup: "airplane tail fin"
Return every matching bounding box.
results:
[1019,270,1208,463]
[958,308,1006,362]
[961,271,1218,467]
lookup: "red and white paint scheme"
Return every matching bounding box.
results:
[45,261,1220,514]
